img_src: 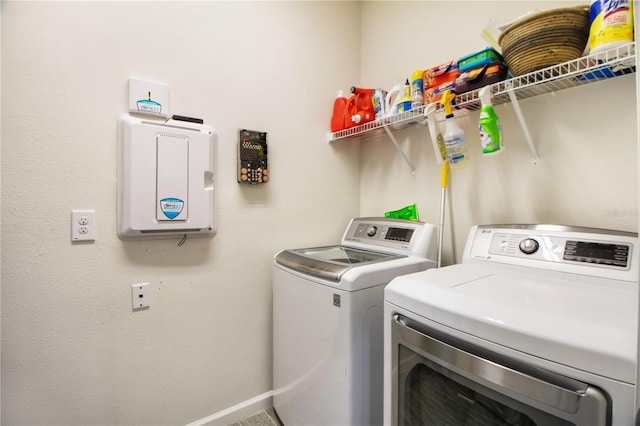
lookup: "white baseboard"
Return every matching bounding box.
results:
[187,391,274,426]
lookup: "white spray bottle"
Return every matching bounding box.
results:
[441,90,469,168]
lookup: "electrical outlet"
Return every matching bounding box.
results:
[71,210,95,242]
[131,283,150,310]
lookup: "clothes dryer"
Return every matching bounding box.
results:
[273,217,438,426]
[384,224,638,426]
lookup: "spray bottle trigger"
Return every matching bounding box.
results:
[440,90,456,116]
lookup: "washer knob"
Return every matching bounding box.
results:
[519,238,540,254]
[367,226,378,237]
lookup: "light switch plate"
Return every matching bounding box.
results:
[129,78,169,117]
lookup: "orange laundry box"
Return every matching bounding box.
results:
[423,61,459,104]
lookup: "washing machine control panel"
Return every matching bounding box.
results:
[466,225,637,280]
[341,218,438,258]
[353,223,414,243]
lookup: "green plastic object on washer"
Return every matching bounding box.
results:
[384,204,418,221]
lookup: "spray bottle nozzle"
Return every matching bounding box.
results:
[441,90,456,116]
[479,87,492,106]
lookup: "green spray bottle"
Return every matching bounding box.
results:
[478,87,503,155]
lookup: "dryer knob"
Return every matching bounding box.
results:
[519,238,539,255]
[367,226,378,237]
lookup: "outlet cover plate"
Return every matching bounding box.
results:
[71,209,95,242]
[129,78,169,118]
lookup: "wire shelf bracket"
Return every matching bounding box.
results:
[505,80,540,165]
[328,108,425,174]
[382,124,416,175]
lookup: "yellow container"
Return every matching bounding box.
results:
[589,0,634,53]
[410,69,423,109]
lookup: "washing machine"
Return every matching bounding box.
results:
[384,224,638,426]
[273,217,438,426]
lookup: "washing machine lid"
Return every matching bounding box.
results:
[385,263,638,384]
[276,245,402,282]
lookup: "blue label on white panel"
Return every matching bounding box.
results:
[160,198,184,219]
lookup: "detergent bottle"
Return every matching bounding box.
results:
[384,84,403,117]
[372,88,385,120]
[441,90,469,168]
[330,90,348,132]
[347,87,376,127]
[478,87,503,155]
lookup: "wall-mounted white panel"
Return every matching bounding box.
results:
[117,114,217,240]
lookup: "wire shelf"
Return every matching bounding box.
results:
[456,41,636,114]
[328,106,428,141]
[328,41,636,142]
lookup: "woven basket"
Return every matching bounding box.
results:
[499,6,590,76]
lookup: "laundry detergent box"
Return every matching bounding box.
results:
[423,61,459,104]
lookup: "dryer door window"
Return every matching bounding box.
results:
[400,348,545,426]
[391,315,610,426]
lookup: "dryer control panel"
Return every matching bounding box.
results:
[465,224,638,281]
[486,232,631,267]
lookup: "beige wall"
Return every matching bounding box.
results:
[359,1,638,265]
[1,2,360,425]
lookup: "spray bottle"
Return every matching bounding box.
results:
[441,90,469,168]
[478,87,503,155]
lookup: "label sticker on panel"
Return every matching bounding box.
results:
[160,198,184,220]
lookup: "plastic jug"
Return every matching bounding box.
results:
[346,88,375,127]
[384,85,403,117]
[350,87,376,118]
[330,90,348,132]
